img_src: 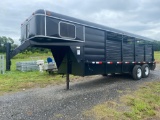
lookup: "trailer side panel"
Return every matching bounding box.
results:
[84,27,105,75]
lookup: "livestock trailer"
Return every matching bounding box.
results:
[7,9,156,89]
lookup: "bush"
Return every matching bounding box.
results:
[13,52,52,59]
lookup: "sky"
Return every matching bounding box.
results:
[1,0,160,44]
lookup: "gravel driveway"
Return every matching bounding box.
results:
[0,65,160,120]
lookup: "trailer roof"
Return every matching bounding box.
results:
[35,9,155,42]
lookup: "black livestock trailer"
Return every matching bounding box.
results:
[6,9,156,89]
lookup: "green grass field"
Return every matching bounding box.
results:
[0,54,72,95]
[84,81,160,120]
[155,51,160,62]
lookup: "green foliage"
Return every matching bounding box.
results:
[0,36,14,44]
[0,36,50,54]
[155,51,160,61]
[0,36,18,53]
[13,51,52,59]
[21,47,50,54]
[124,98,155,119]
[12,47,51,58]
[153,40,160,51]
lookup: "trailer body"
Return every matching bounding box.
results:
[11,9,156,78]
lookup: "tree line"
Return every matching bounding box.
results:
[0,36,18,53]
[153,40,160,51]
[0,36,50,54]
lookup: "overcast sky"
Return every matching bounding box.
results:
[1,0,160,44]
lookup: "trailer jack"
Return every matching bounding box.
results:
[6,43,11,71]
[66,52,70,90]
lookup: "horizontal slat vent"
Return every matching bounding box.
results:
[135,45,144,61]
[145,45,152,61]
[106,40,121,62]
[84,27,105,61]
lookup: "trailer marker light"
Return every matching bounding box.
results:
[46,11,51,16]
[107,62,113,64]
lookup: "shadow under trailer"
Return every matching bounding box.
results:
[6,9,156,89]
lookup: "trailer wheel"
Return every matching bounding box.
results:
[132,65,142,80]
[142,64,150,78]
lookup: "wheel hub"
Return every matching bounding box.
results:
[137,68,142,78]
[145,67,149,75]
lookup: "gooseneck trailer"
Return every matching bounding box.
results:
[6,9,156,89]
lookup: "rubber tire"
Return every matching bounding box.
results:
[132,65,142,80]
[142,64,150,78]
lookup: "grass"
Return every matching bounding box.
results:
[155,51,160,62]
[0,54,76,95]
[0,71,67,95]
[84,81,160,120]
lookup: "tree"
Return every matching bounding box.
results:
[0,36,17,53]
[153,40,160,51]
[0,36,14,44]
